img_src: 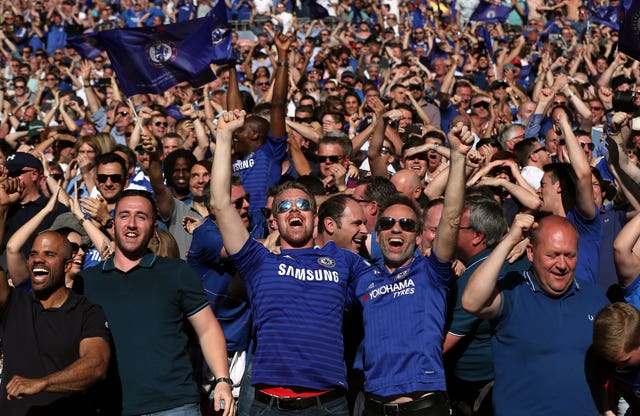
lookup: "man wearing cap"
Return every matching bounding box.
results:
[1,152,68,259]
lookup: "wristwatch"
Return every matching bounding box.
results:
[103,217,113,229]
[214,377,233,386]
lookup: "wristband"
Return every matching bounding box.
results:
[214,377,233,386]
[276,61,289,67]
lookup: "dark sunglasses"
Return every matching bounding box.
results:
[404,153,427,161]
[232,194,250,209]
[378,217,418,232]
[323,87,336,92]
[50,173,64,181]
[46,77,57,81]
[294,117,312,123]
[276,198,312,213]
[96,173,124,183]
[579,141,595,151]
[380,146,392,154]
[261,207,272,218]
[70,242,91,252]
[117,111,129,117]
[408,84,422,91]
[256,81,270,87]
[473,101,490,109]
[154,121,168,127]
[317,155,343,163]
[14,85,25,89]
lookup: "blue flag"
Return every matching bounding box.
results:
[66,35,103,60]
[68,1,233,96]
[619,0,640,62]
[590,0,621,30]
[477,25,495,62]
[470,1,510,23]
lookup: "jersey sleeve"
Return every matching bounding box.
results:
[424,252,454,288]
[177,263,209,317]
[262,131,288,162]
[80,300,111,342]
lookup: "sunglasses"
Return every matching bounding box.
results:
[261,207,272,218]
[276,198,312,213]
[14,85,25,89]
[50,172,64,181]
[404,153,427,161]
[317,155,343,163]
[70,242,91,252]
[323,87,336,92]
[96,173,124,183]
[380,146,392,154]
[46,77,57,81]
[154,121,168,127]
[309,69,319,74]
[256,81,270,87]
[117,111,129,117]
[531,147,547,155]
[473,101,489,109]
[232,194,250,209]
[408,84,422,91]
[378,216,418,232]
[579,141,595,151]
[294,117,312,123]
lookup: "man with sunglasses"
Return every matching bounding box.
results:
[212,109,375,415]
[82,153,129,230]
[351,122,472,416]
[1,152,68,258]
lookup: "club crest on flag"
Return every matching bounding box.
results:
[211,26,229,45]
[146,41,177,67]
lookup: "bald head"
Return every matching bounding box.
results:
[391,169,423,200]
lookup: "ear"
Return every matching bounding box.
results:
[526,243,534,262]
[323,217,336,234]
[64,258,73,274]
[412,186,422,201]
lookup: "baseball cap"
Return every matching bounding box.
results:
[28,120,45,138]
[5,152,42,175]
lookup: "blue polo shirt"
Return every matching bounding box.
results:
[187,217,263,351]
[351,253,452,396]
[80,254,209,416]
[567,204,602,284]
[230,238,374,390]
[492,271,608,416]
[447,249,530,382]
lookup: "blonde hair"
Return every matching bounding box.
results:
[148,230,180,259]
[593,302,640,362]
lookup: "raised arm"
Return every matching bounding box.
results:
[614,212,640,287]
[433,122,472,262]
[462,213,535,319]
[269,32,293,138]
[211,110,250,255]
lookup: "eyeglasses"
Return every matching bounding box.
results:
[579,141,595,151]
[154,121,168,127]
[117,111,129,117]
[14,85,25,89]
[323,87,336,92]
[309,69,319,74]
[531,147,547,155]
[408,84,422,91]
[590,106,603,111]
[317,155,343,163]
[552,101,567,106]
[378,216,418,232]
[380,146,392,154]
[9,169,37,178]
[260,207,272,218]
[97,173,124,183]
[256,81,270,87]
[276,198,312,213]
[294,117,312,123]
[232,194,250,209]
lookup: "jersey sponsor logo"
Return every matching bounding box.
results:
[277,264,340,283]
[368,278,415,300]
[233,157,255,171]
[145,40,177,67]
[317,257,336,268]
[211,26,229,44]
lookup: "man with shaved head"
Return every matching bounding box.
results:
[391,169,427,207]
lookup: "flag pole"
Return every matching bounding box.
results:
[126,97,144,131]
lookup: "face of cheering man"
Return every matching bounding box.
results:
[97,162,127,204]
[114,195,157,260]
[273,187,317,249]
[28,231,72,297]
[376,202,421,271]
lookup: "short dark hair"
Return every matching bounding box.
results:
[163,149,197,181]
[318,195,355,233]
[116,189,158,223]
[376,194,422,235]
[272,181,318,214]
[357,176,397,208]
[96,152,126,177]
[514,138,539,167]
